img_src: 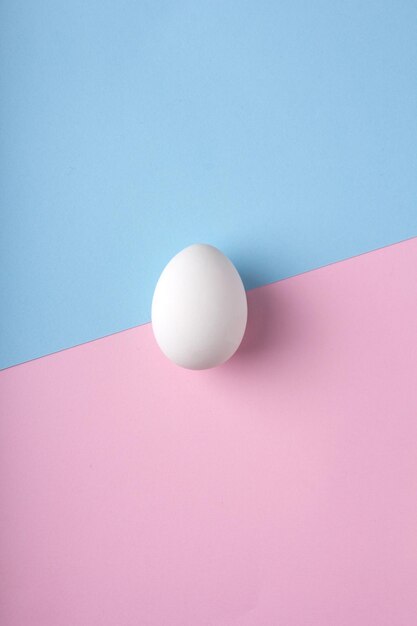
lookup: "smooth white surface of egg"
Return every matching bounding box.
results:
[151,244,247,370]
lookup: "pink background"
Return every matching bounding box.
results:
[1,239,417,625]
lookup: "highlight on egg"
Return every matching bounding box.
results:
[151,244,248,370]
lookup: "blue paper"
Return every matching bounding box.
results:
[1,0,416,368]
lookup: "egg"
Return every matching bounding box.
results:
[151,244,248,370]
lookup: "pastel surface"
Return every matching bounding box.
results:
[1,238,416,626]
[1,0,417,368]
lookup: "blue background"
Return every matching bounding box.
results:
[1,0,416,369]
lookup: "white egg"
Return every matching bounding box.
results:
[151,244,248,370]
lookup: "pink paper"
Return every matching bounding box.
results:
[1,239,416,625]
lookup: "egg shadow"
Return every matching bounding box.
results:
[222,250,294,370]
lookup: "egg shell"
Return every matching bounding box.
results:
[151,244,248,370]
